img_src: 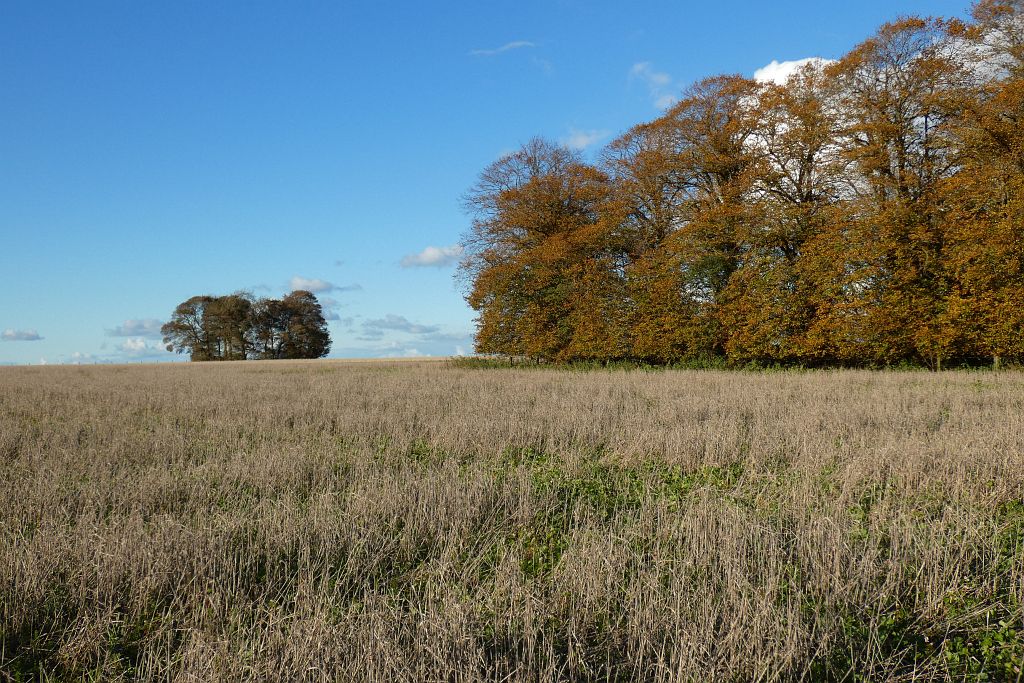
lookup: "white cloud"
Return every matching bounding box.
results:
[289,276,335,293]
[69,351,95,364]
[121,338,148,353]
[562,127,610,151]
[470,40,535,57]
[288,276,362,294]
[1,329,43,341]
[118,338,169,358]
[753,57,835,85]
[400,245,464,268]
[375,342,426,358]
[106,319,163,339]
[630,62,676,110]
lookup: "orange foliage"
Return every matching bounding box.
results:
[461,5,1024,367]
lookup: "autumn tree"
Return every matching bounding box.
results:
[716,63,848,364]
[462,138,628,362]
[603,120,707,362]
[939,0,1024,366]
[823,18,965,367]
[600,76,764,362]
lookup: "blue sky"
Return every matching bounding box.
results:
[0,0,968,364]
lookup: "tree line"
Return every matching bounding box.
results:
[161,290,331,361]
[460,1,1024,369]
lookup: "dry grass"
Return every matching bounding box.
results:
[1,361,1022,681]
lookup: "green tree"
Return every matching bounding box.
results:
[165,290,330,361]
[204,293,253,361]
[161,295,216,360]
[247,297,288,359]
[278,290,331,359]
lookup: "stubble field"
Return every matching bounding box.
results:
[1,360,1022,681]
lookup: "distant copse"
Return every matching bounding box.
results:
[162,290,330,361]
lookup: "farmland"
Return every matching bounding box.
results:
[1,361,1022,680]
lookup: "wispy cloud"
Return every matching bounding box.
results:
[419,330,473,344]
[532,57,554,75]
[2,329,43,341]
[469,40,535,57]
[400,245,464,268]
[337,337,471,359]
[361,314,440,339]
[562,127,610,151]
[288,276,362,294]
[106,319,163,339]
[629,61,677,110]
[630,62,670,88]
[355,313,473,351]
[318,296,344,321]
[753,58,835,85]
[654,93,678,109]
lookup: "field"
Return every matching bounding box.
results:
[1,361,1022,681]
